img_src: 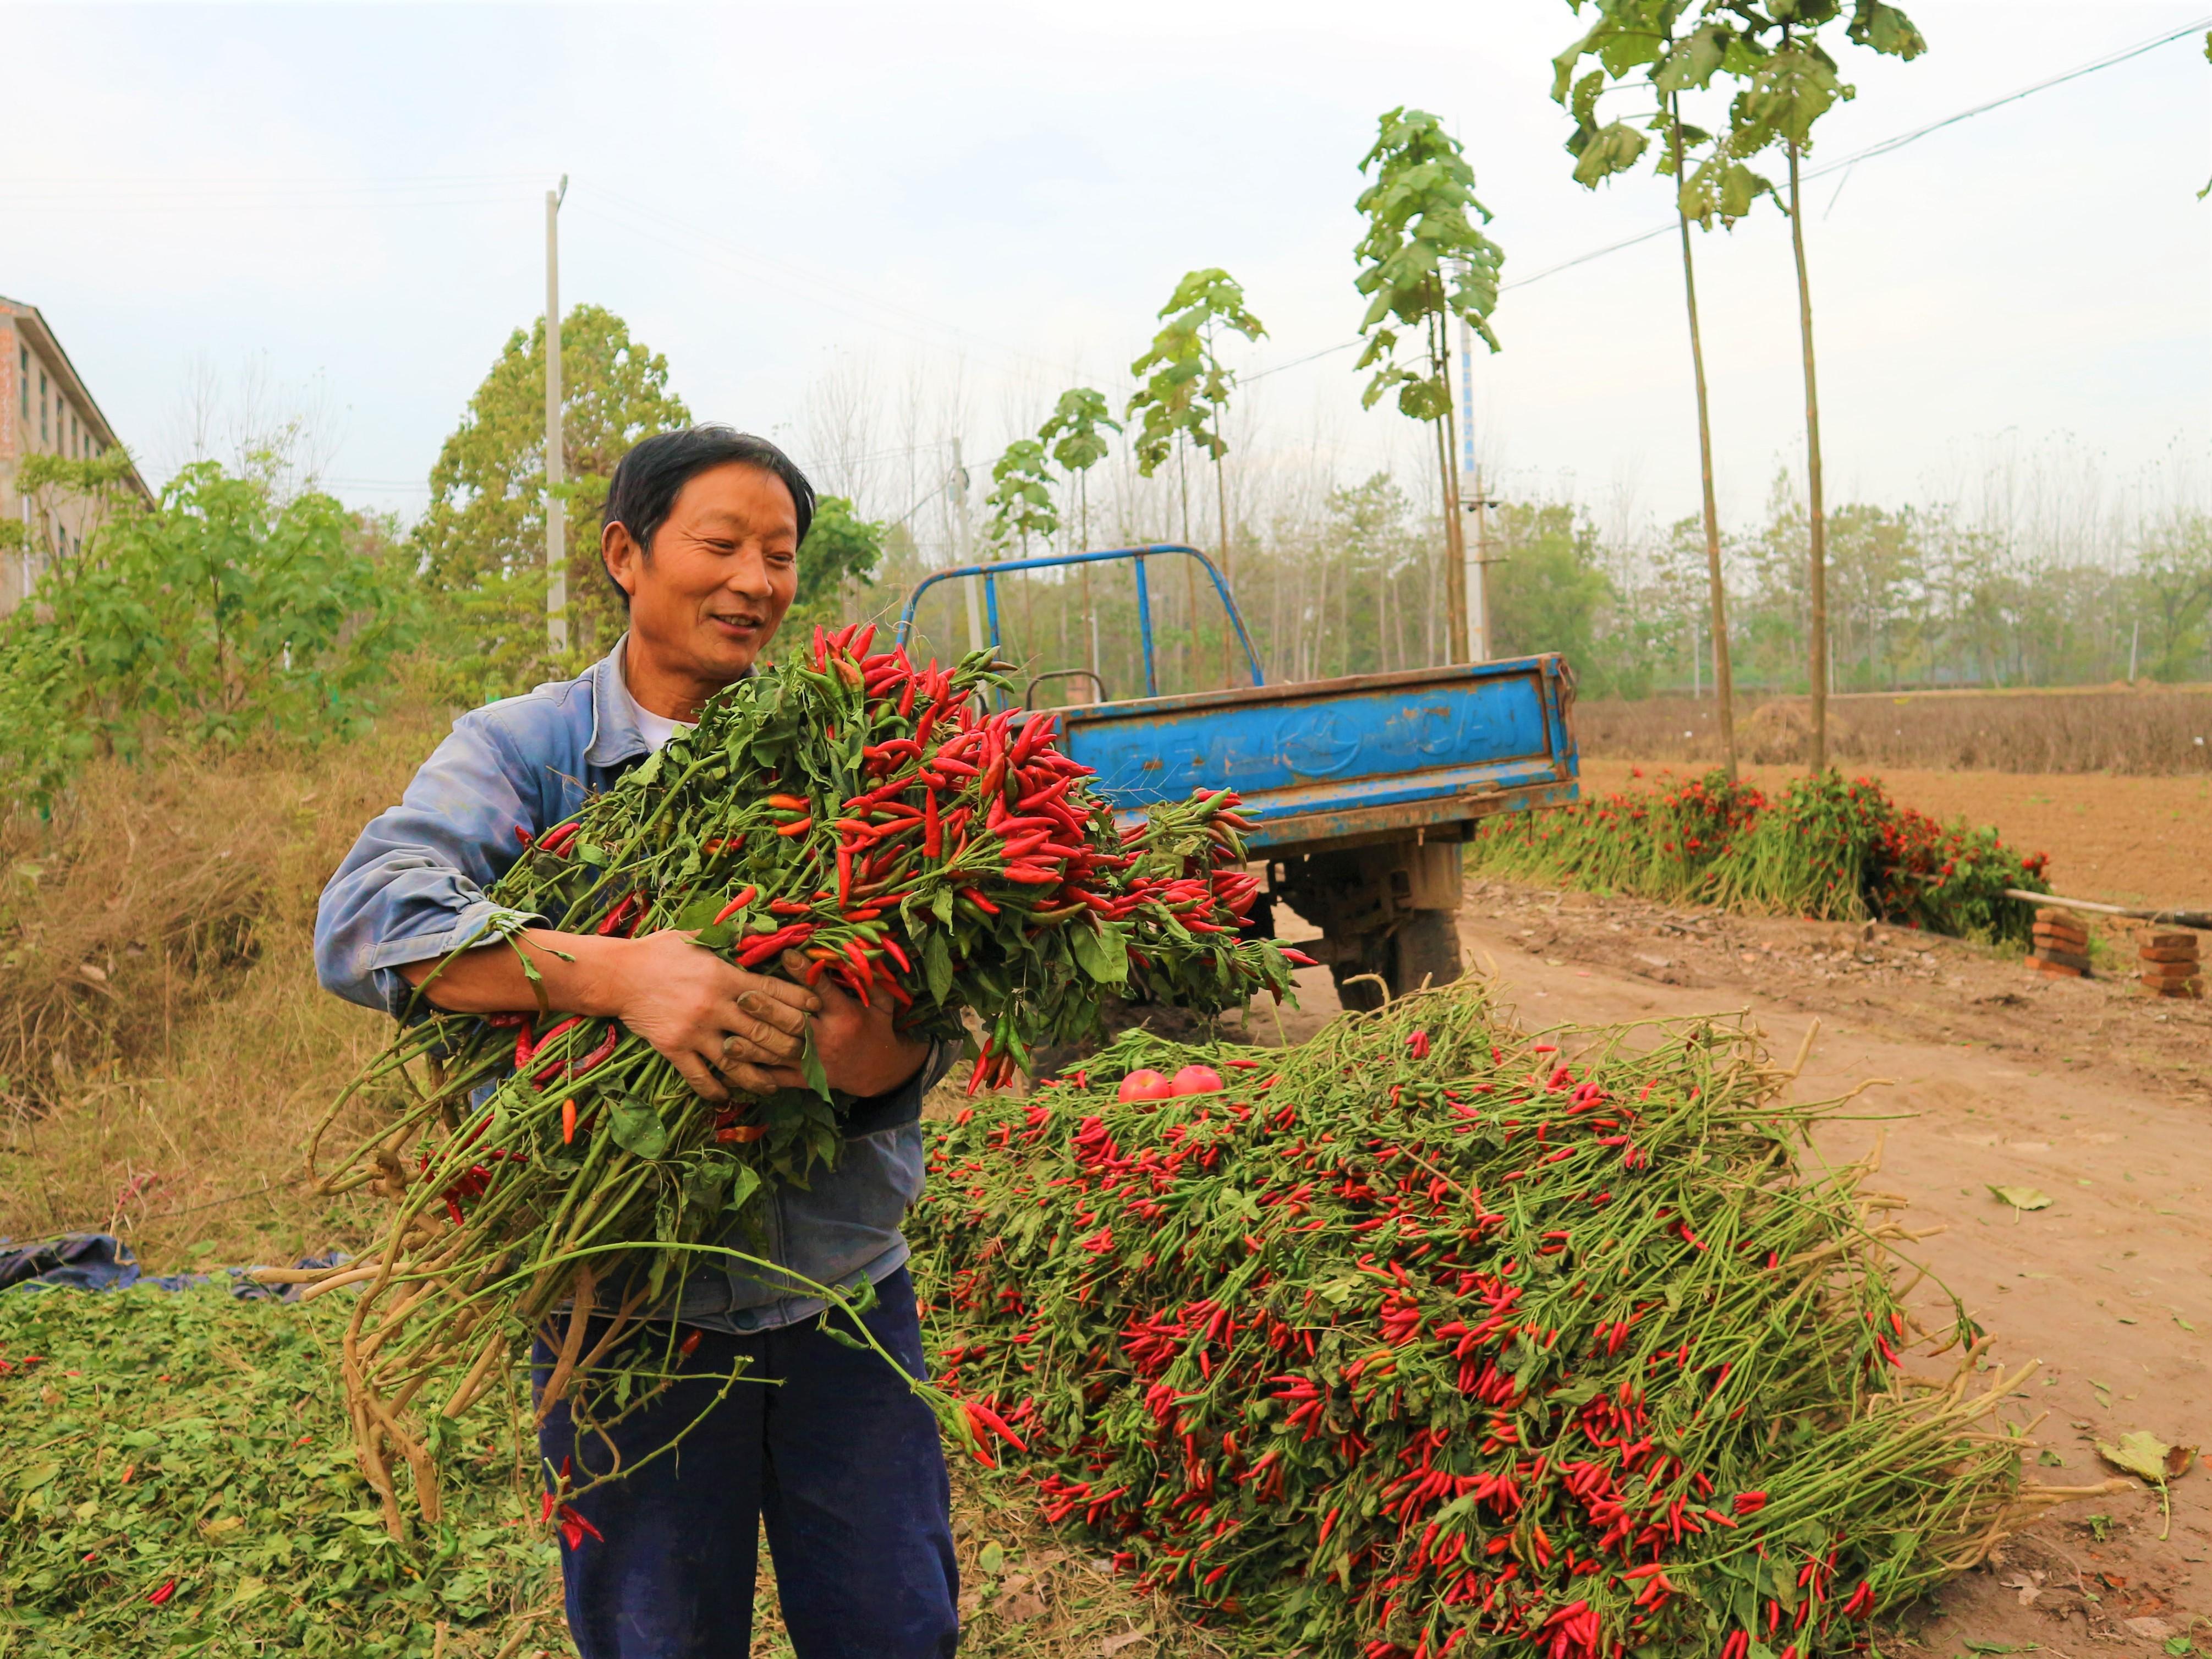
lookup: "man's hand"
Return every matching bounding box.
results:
[399,928,925,1104]
[781,949,931,1098]
[606,931,820,1101]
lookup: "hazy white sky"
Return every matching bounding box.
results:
[3,1,2206,536]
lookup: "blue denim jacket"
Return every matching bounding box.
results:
[314,638,947,1333]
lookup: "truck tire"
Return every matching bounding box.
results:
[1328,934,1393,1013]
[1390,911,1462,999]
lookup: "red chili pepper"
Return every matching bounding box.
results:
[776,818,812,838]
[145,1580,178,1607]
[960,888,1000,915]
[562,1097,578,1144]
[679,1328,702,1356]
[712,886,758,926]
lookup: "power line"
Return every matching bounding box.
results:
[1240,16,2210,376]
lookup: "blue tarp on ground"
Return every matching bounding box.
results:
[0,1233,344,1299]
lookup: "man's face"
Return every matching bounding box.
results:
[606,462,799,686]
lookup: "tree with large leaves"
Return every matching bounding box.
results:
[1352,107,1505,663]
[982,436,1061,666]
[1127,270,1265,687]
[1552,2,1760,776]
[1706,0,1926,769]
[414,304,690,698]
[1037,388,1121,686]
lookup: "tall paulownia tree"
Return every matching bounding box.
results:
[1352,107,1505,662]
[984,437,1060,666]
[1707,0,1926,770]
[1037,387,1121,686]
[1553,2,1759,778]
[1128,269,1265,686]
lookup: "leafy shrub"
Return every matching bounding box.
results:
[0,462,416,811]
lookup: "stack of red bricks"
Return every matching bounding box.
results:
[2028,907,2090,978]
[2137,929,2202,999]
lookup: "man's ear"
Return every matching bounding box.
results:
[602,521,641,602]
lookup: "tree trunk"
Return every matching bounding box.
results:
[1079,474,1097,691]
[1787,135,1828,773]
[1178,443,1197,691]
[1214,450,1234,687]
[1672,101,1739,782]
[1436,412,1468,663]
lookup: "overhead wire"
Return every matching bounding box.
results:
[1241,15,2211,377]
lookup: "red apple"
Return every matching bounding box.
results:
[1170,1064,1225,1097]
[1117,1069,1172,1104]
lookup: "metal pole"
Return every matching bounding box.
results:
[952,439,982,655]
[545,175,569,654]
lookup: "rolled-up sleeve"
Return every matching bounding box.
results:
[314,713,551,1016]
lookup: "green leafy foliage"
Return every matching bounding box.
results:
[1552,3,1772,227]
[1490,503,1617,686]
[983,439,1060,555]
[1126,270,1265,477]
[0,463,416,813]
[0,1286,555,1656]
[777,494,886,647]
[1352,107,1504,420]
[1036,388,1120,479]
[413,305,691,699]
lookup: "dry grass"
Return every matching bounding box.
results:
[1577,683,2212,775]
[0,711,452,1268]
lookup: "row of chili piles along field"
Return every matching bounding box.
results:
[914,984,2088,1659]
[1464,769,2049,941]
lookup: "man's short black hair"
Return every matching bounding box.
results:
[601,426,817,606]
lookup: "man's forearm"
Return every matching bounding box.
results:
[397,929,632,1016]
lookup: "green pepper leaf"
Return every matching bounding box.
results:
[1070,920,1130,985]
[606,1096,669,1161]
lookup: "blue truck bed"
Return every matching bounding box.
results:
[1060,656,1579,851]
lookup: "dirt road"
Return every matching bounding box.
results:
[1257,883,2212,1652]
[1579,758,2212,913]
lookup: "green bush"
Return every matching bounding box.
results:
[0,462,416,812]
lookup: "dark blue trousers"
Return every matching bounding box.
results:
[535,1266,959,1658]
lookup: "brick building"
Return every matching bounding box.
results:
[0,295,150,615]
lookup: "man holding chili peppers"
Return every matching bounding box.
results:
[316,426,961,1658]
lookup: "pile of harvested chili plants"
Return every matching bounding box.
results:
[1465,769,2049,943]
[913,984,2071,1659]
[305,626,1300,1534]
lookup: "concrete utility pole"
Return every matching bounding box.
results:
[951,438,983,654]
[1458,312,1495,661]
[545,174,570,654]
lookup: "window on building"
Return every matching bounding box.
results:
[40,370,49,445]
[16,347,25,419]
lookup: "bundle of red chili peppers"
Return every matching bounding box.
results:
[912,985,2058,1658]
[309,628,1301,1532]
